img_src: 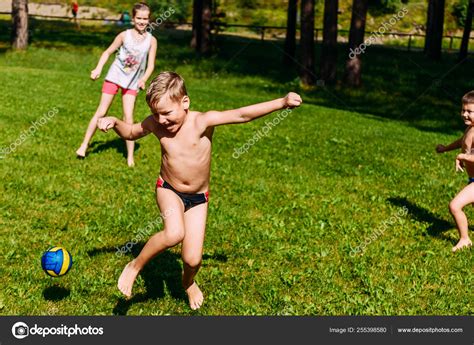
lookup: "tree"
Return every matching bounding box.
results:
[283,0,298,65]
[320,0,338,83]
[344,0,369,87]
[191,0,211,54]
[459,0,474,61]
[424,0,446,60]
[191,0,202,49]
[300,0,316,86]
[12,0,28,50]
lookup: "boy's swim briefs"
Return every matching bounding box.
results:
[156,177,209,212]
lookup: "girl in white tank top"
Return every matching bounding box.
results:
[76,3,157,167]
[105,29,152,91]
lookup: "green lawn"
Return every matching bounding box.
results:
[0,19,472,315]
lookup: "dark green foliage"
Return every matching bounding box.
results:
[147,0,191,22]
[368,0,406,14]
[452,0,469,27]
[237,0,259,9]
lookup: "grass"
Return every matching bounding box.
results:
[0,19,472,316]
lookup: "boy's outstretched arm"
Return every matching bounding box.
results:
[202,92,302,127]
[97,116,154,140]
[436,137,462,153]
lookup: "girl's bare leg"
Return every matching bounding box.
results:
[76,92,115,157]
[122,93,136,167]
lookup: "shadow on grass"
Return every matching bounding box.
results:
[43,284,71,301]
[113,250,185,315]
[87,244,228,315]
[388,196,452,237]
[90,138,140,159]
[0,18,119,51]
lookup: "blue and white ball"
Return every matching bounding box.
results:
[41,247,73,277]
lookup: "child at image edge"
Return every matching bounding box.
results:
[76,2,157,167]
[98,71,302,309]
[436,90,474,252]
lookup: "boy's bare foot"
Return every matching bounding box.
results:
[452,238,472,252]
[185,281,204,310]
[127,157,135,167]
[117,260,140,298]
[76,146,87,158]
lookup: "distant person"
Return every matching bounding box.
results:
[119,11,131,26]
[76,2,157,167]
[71,1,80,29]
[71,1,79,22]
[436,90,474,252]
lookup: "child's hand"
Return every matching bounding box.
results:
[97,117,116,132]
[138,78,146,90]
[436,144,446,153]
[283,92,302,109]
[456,154,465,172]
[90,69,101,80]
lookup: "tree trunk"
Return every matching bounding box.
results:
[283,0,298,65]
[459,0,474,61]
[191,0,203,49]
[201,0,211,54]
[12,0,28,50]
[424,0,446,60]
[320,0,338,83]
[424,0,434,54]
[191,0,211,54]
[343,0,368,87]
[300,0,316,86]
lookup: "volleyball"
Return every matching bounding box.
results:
[41,247,73,277]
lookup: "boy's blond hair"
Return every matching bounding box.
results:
[146,72,188,112]
[462,91,474,105]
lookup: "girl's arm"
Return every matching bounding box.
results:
[138,37,158,90]
[90,32,125,80]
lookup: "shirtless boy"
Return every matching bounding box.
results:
[436,90,474,252]
[97,71,302,309]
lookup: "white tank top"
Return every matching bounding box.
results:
[105,29,152,91]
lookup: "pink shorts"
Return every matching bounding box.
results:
[102,81,138,96]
